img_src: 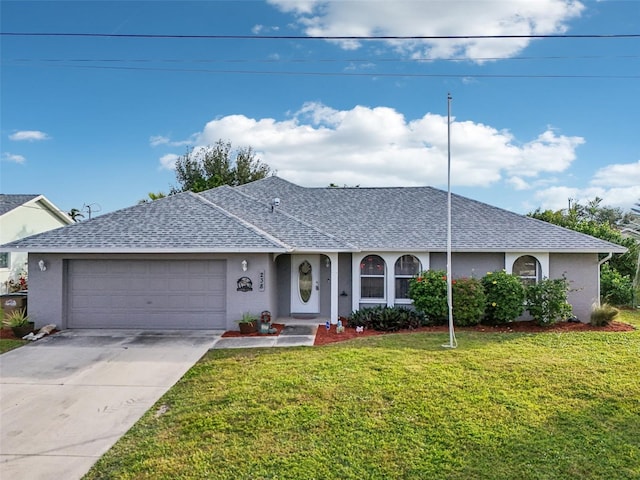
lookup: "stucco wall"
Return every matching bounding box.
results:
[27,252,276,330]
[550,253,599,322]
[338,253,352,317]
[429,252,505,278]
[276,254,291,317]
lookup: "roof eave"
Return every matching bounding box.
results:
[0,247,290,254]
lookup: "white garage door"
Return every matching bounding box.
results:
[67,259,226,329]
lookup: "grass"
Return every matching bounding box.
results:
[81,309,637,479]
[0,338,26,354]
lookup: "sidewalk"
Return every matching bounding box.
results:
[211,324,318,349]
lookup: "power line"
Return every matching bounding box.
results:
[2,32,639,40]
[5,53,639,63]
[15,62,636,79]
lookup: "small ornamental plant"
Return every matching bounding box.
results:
[408,270,448,325]
[589,303,620,327]
[525,276,573,326]
[452,277,486,326]
[481,270,525,324]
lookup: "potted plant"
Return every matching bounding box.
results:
[3,308,34,338]
[258,310,279,334]
[237,312,258,334]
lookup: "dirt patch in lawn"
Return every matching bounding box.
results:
[313,320,635,346]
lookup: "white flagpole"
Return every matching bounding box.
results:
[444,92,457,349]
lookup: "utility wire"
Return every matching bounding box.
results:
[2,32,639,40]
[7,63,637,79]
[5,54,639,63]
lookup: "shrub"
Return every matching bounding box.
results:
[347,306,425,332]
[408,270,448,325]
[589,303,620,326]
[452,277,486,326]
[481,270,525,324]
[600,263,633,306]
[525,276,573,326]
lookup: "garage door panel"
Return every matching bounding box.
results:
[67,260,227,329]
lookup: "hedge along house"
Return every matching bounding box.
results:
[0,176,627,331]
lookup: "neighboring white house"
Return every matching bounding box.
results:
[0,194,74,292]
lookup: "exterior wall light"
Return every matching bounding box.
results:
[241,259,248,272]
[38,259,47,272]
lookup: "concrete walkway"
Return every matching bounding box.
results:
[211,324,318,349]
[0,325,318,480]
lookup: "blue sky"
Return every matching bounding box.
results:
[1,0,639,218]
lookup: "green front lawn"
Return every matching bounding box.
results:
[86,310,640,480]
[0,338,26,354]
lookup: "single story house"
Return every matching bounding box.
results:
[0,194,74,292]
[0,176,627,330]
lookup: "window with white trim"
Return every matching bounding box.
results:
[513,255,541,286]
[395,255,422,300]
[0,253,9,269]
[360,255,386,299]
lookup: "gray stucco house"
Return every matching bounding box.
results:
[1,176,627,330]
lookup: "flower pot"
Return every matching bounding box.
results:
[238,321,257,334]
[11,322,34,338]
[259,322,271,334]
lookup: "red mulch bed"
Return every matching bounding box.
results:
[221,323,285,338]
[0,327,60,340]
[314,320,635,346]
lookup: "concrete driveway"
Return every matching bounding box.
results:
[0,329,221,480]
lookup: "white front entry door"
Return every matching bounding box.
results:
[290,255,320,314]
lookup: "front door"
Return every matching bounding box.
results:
[290,255,320,314]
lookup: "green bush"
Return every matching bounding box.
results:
[589,303,620,326]
[408,270,448,325]
[600,263,633,306]
[525,276,573,326]
[347,306,425,332]
[452,277,486,326]
[481,270,525,324]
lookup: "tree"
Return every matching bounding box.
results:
[622,199,640,306]
[138,192,167,204]
[68,208,85,222]
[528,198,639,305]
[173,140,271,193]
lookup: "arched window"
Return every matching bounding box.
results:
[395,255,422,300]
[360,255,386,299]
[513,255,541,286]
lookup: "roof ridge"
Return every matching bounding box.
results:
[229,186,361,250]
[189,191,292,251]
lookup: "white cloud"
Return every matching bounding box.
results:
[166,102,582,191]
[534,160,640,211]
[149,133,198,147]
[9,130,51,142]
[149,135,170,147]
[590,160,640,188]
[507,176,531,190]
[159,153,179,170]
[267,0,584,60]
[2,152,26,163]
[252,24,280,34]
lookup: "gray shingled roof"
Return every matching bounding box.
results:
[2,192,286,252]
[1,177,627,254]
[236,176,628,253]
[0,194,40,216]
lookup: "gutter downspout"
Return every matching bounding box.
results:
[597,252,613,307]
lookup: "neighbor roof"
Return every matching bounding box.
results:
[0,176,628,254]
[0,194,40,216]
